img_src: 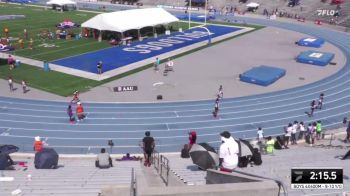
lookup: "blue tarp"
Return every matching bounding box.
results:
[176,14,215,22]
[240,65,286,86]
[297,38,325,48]
[5,0,36,3]
[52,25,240,74]
[296,50,334,66]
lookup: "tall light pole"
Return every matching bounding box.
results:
[204,0,208,25]
[188,0,192,29]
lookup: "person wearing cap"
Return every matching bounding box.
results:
[76,102,85,121]
[33,136,44,153]
[219,131,239,172]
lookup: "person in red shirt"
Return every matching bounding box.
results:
[188,131,197,150]
[33,136,43,153]
[76,102,85,121]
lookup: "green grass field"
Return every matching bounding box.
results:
[0,3,191,61]
[0,3,264,97]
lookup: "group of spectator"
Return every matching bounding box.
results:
[2,28,34,50]
[257,119,325,155]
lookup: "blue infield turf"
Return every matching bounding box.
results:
[296,50,335,66]
[51,25,242,74]
[240,65,286,86]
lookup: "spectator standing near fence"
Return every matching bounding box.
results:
[257,127,264,143]
[298,121,305,140]
[8,76,14,92]
[346,121,350,142]
[291,121,298,145]
[284,123,292,147]
[142,131,155,167]
[316,121,322,140]
[310,122,317,146]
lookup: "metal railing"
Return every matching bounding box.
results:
[159,155,170,186]
[152,150,160,173]
[151,150,170,186]
[130,168,137,196]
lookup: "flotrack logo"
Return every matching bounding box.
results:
[123,31,214,54]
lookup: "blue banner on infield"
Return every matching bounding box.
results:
[51,25,242,74]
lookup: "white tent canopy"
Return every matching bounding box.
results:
[246,2,260,8]
[81,8,179,33]
[46,0,77,6]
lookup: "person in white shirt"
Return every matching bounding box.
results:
[8,77,14,92]
[284,123,292,147]
[219,131,239,172]
[291,121,298,145]
[298,121,305,140]
[257,127,264,143]
[166,58,174,71]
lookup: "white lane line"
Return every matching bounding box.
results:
[166,123,170,131]
[0,108,348,137]
[0,44,350,109]
[0,29,348,107]
[0,95,349,126]
[2,83,350,115]
[0,121,342,141]
[174,111,179,117]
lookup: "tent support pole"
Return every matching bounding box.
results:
[138,29,141,41]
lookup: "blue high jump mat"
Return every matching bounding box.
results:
[240,65,286,86]
[296,50,334,66]
[297,38,325,48]
[51,25,241,74]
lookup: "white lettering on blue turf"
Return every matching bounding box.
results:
[123,30,214,54]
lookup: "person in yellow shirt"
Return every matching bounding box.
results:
[266,136,275,154]
[18,39,24,49]
[28,38,33,50]
[4,28,9,37]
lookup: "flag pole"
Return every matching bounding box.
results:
[204,0,207,25]
[188,0,191,29]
